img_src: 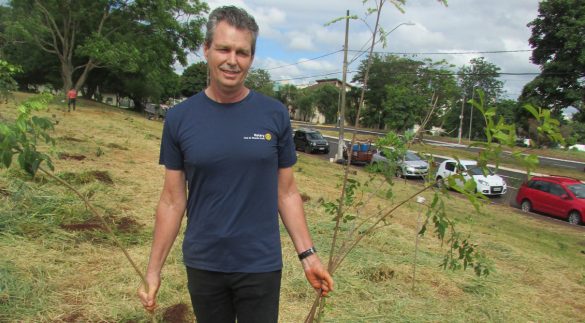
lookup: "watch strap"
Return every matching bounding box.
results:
[298,246,317,261]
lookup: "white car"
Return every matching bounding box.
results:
[569,144,585,152]
[435,159,507,196]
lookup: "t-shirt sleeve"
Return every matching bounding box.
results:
[277,110,297,168]
[159,117,184,170]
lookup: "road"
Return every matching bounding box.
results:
[299,132,535,207]
[292,122,585,228]
[292,122,585,173]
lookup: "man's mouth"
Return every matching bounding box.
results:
[220,67,240,75]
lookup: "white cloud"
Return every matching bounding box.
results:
[286,31,316,51]
[194,0,543,96]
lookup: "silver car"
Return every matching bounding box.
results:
[371,150,429,178]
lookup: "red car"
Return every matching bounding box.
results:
[516,176,585,225]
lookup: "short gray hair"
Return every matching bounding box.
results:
[205,6,259,55]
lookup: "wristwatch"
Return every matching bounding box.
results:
[298,246,317,261]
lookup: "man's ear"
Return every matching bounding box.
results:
[203,44,209,60]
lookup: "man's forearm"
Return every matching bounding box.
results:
[279,191,314,254]
[146,200,185,275]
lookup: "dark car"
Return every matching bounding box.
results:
[515,176,585,225]
[293,128,329,154]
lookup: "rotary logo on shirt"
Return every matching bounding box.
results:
[244,133,272,141]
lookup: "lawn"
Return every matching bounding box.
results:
[1,93,584,322]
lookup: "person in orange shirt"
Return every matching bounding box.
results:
[67,88,77,112]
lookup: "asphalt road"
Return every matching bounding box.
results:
[293,122,585,173]
[301,133,531,207]
[293,124,585,229]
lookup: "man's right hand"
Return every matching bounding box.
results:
[137,272,161,312]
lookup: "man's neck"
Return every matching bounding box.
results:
[205,86,250,104]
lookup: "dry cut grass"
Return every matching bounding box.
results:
[1,93,584,322]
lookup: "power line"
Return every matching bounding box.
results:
[274,70,356,82]
[349,49,533,55]
[263,49,343,71]
[262,49,534,73]
[273,70,570,83]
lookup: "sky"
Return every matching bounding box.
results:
[188,0,542,100]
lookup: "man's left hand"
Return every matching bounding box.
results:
[301,254,334,296]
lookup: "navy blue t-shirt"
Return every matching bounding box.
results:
[159,90,297,273]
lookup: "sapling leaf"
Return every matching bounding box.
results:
[523,103,539,119]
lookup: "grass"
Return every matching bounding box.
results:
[1,92,585,322]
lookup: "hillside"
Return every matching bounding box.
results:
[1,93,584,322]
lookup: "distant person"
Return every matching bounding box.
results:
[137,6,333,323]
[67,88,77,112]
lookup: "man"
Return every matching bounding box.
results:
[138,6,333,323]
[67,88,77,112]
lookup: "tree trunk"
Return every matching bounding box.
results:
[74,61,94,91]
[61,61,74,93]
[132,97,144,112]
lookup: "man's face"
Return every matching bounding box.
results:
[204,21,254,92]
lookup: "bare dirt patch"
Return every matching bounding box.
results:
[57,170,113,185]
[88,170,113,185]
[59,136,85,142]
[60,312,84,322]
[300,192,311,202]
[115,216,143,233]
[60,218,103,231]
[162,303,191,323]
[58,152,86,161]
[106,142,128,150]
[60,215,142,236]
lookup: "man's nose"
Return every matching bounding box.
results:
[227,51,237,65]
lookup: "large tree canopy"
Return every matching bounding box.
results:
[3,0,208,92]
[522,0,585,121]
[352,54,459,131]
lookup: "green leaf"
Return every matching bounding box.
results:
[463,178,477,193]
[523,104,539,119]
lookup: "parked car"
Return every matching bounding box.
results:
[515,176,585,225]
[342,141,374,165]
[515,137,533,147]
[293,128,329,154]
[435,159,507,196]
[371,149,429,178]
[568,144,585,152]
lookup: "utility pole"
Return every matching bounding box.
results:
[468,88,475,141]
[458,95,465,144]
[336,10,350,161]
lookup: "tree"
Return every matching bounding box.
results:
[352,54,459,131]
[294,90,316,122]
[522,0,585,121]
[180,62,207,97]
[565,121,585,146]
[275,83,299,116]
[3,0,208,92]
[313,84,340,124]
[457,57,504,140]
[245,68,274,97]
